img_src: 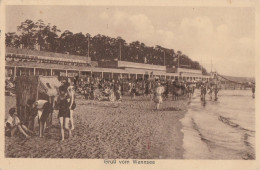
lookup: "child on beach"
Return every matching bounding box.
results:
[56,85,72,141]
[5,108,33,138]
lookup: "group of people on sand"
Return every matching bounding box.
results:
[75,77,122,101]
[5,100,53,138]
[5,80,77,141]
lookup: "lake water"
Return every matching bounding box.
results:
[181,89,255,159]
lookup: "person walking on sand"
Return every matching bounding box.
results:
[67,85,76,130]
[153,82,165,110]
[56,85,72,141]
[130,81,136,100]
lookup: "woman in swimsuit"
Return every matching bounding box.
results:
[56,85,71,141]
[67,85,76,130]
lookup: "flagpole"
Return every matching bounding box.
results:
[119,42,122,61]
[211,56,212,73]
[87,35,90,58]
[178,53,180,69]
[164,51,165,66]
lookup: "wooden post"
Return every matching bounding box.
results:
[33,67,36,76]
[50,69,53,76]
[36,76,39,101]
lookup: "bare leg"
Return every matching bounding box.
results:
[59,117,65,141]
[17,125,30,138]
[156,103,160,110]
[70,110,74,130]
[39,121,44,137]
[64,118,72,138]
[11,126,18,137]
[21,125,34,135]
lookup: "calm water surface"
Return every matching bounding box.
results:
[181,89,255,159]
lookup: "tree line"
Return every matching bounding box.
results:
[6,19,208,74]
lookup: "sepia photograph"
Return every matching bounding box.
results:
[2,2,257,164]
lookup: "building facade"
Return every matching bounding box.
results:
[5,47,211,81]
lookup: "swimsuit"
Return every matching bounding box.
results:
[57,96,70,118]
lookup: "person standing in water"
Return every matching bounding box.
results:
[214,84,219,101]
[200,82,207,102]
[208,84,213,100]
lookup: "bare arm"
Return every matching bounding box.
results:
[69,92,75,109]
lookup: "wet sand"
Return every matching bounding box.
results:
[5,95,188,158]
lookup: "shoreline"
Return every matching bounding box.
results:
[5,95,188,158]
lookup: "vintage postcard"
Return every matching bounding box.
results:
[0,0,259,170]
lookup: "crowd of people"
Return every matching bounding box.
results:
[7,73,256,141]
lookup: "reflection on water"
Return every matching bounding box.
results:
[181,90,255,160]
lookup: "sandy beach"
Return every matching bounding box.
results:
[5,95,188,159]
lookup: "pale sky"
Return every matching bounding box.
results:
[6,6,255,77]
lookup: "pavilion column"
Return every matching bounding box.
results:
[135,74,137,79]
[50,69,53,76]
[66,70,68,77]
[14,66,17,78]
[33,67,36,76]
[112,72,114,79]
[101,72,104,79]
